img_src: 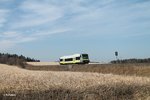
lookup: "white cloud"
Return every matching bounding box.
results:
[0,31,29,47]
[0,9,9,27]
[0,28,70,49]
[0,0,14,3]
[60,0,150,37]
[1,0,150,50]
[0,40,15,50]
[31,28,72,37]
[0,31,22,38]
[10,0,64,29]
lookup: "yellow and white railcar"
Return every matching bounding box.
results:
[59,54,89,65]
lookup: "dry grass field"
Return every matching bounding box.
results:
[0,64,150,100]
[27,62,59,66]
[26,63,150,77]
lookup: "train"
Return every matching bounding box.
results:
[59,54,90,65]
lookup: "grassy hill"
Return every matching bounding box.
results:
[0,64,150,100]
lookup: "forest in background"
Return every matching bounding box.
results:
[0,53,40,68]
[111,58,150,64]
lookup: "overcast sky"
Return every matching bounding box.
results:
[0,0,150,62]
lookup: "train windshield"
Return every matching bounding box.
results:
[82,54,89,59]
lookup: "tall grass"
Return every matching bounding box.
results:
[26,63,150,77]
[0,64,150,100]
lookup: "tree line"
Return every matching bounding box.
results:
[111,58,150,64]
[0,53,40,68]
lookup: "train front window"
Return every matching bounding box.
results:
[82,54,89,59]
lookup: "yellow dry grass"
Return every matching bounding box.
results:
[26,63,150,77]
[0,64,150,100]
[27,62,59,66]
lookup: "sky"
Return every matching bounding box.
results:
[0,0,150,62]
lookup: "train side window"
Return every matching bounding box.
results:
[76,57,80,60]
[60,59,63,61]
[65,58,73,61]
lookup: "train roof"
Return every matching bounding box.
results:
[60,54,88,59]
